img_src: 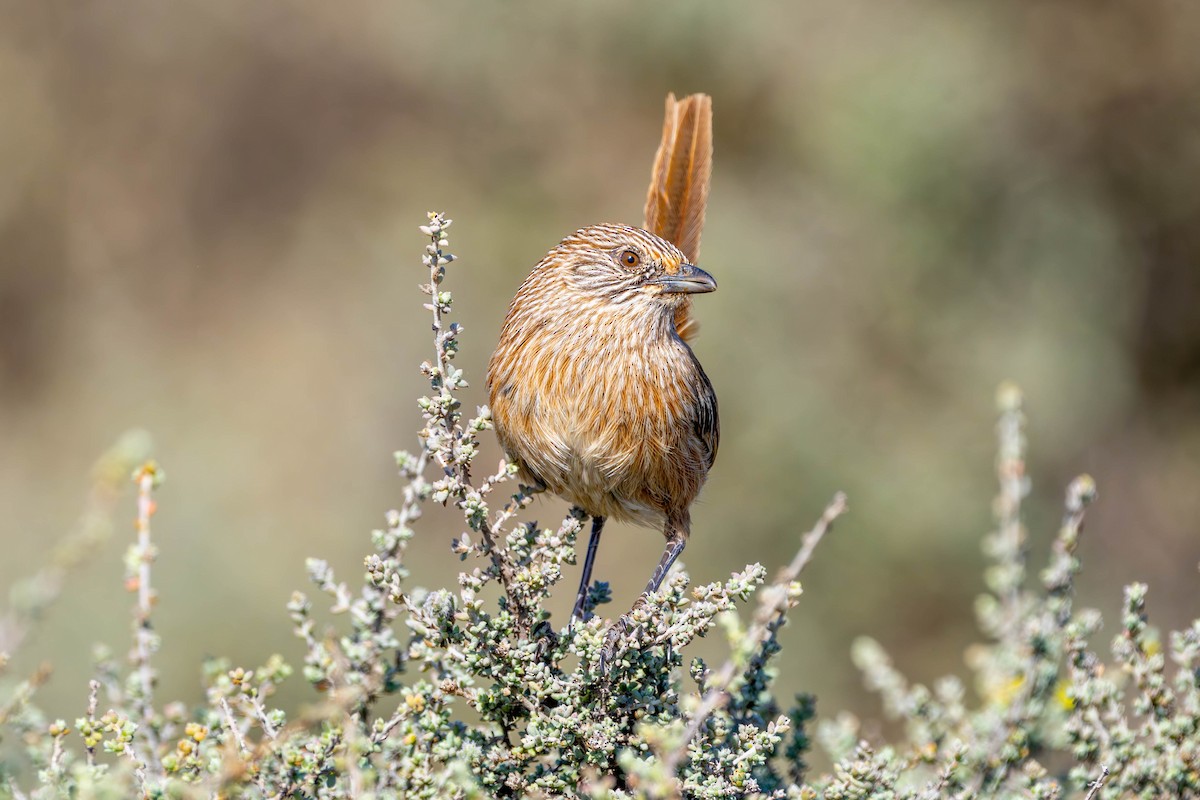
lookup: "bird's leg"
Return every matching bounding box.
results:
[642,533,687,596]
[571,515,606,621]
[598,532,687,671]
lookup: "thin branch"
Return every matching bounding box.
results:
[84,679,99,768]
[6,777,29,800]
[248,693,280,741]
[130,462,162,774]
[0,662,52,727]
[994,382,1028,651]
[1083,765,1109,800]
[372,707,406,746]
[419,214,522,617]
[662,492,848,777]
[218,696,250,757]
[0,431,149,661]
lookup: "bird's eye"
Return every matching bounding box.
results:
[619,250,641,268]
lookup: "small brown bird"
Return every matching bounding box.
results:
[486,94,717,640]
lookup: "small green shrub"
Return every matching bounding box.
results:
[1,214,1196,799]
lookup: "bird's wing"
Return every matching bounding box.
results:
[690,354,720,470]
[643,92,712,344]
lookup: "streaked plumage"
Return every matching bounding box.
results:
[486,94,717,654]
[487,225,717,533]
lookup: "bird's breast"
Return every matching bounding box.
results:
[489,314,709,525]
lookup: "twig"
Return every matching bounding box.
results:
[130,462,162,775]
[217,694,273,796]
[662,492,848,776]
[84,679,99,767]
[486,476,539,535]
[0,431,149,662]
[49,728,65,774]
[974,387,1036,795]
[218,696,249,756]
[1083,765,1109,800]
[418,214,521,615]
[248,694,280,741]
[994,382,1028,651]
[372,707,406,745]
[0,662,52,727]
[6,777,29,800]
[782,493,847,579]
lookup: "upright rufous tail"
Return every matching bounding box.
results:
[643,92,713,344]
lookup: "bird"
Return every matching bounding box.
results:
[486,93,717,654]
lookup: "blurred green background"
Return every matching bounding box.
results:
[2,0,1198,730]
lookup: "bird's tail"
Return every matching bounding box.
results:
[643,92,713,344]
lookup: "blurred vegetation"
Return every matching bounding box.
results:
[1,0,1197,746]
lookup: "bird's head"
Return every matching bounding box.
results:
[548,224,716,312]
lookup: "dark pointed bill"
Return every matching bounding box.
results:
[651,263,717,294]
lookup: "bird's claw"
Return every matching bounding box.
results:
[597,593,656,676]
[597,615,632,675]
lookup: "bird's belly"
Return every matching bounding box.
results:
[518,403,677,528]
[491,335,710,529]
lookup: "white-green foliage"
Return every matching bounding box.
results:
[0,215,1196,799]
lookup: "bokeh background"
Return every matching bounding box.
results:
[3,0,1198,736]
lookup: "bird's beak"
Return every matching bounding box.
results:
[651,263,717,294]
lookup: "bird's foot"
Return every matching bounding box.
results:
[597,597,650,675]
[597,615,631,674]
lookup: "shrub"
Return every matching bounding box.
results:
[1,214,1196,799]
